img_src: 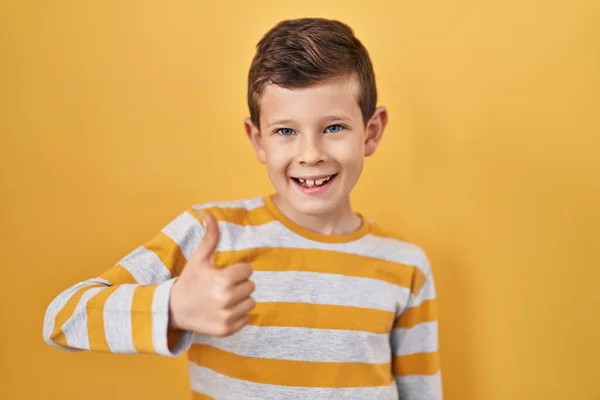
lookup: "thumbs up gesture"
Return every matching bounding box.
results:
[169,211,256,337]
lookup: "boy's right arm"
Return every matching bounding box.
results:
[43,208,256,357]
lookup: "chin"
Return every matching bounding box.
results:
[270,173,352,217]
[287,192,343,216]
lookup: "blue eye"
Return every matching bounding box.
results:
[325,124,345,133]
[276,128,295,136]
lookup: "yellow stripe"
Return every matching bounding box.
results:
[412,269,428,294]
[187,206,205,226]
[86,286,120,351]
[247,302,394,334]
[393,352,440,376]
[214,247,424,292]
[200,204,277,226]
[369,222,405,240]
[395,299,438,329]
[144,232,187,277]
[192,392,215,400]
[189,344,392,388]
[101,234,186,285]
[131,284,157,353]
[100,265,136,285]
[49,284,105,349]
[196,203,428,292]
[263,195,371,243]
[202,202,387,242]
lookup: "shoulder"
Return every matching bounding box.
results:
[189,195,269,226]
[161,196,266,235]
[157,196,267,255]
[191,196,265,213]
[361,218,433,278]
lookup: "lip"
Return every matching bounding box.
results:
[290,173,338,180]
[290,173,338,195]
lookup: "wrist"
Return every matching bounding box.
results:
[168,280,185,331]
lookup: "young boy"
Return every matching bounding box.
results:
[43,17,442,399]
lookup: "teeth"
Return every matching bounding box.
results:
[294,174,335,188]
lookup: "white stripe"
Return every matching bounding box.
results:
[396,372,443,399]
[104,285,137,353]
[193,325,391,363]
[251,271,408,312]
[119,246,171,284]
[192,196,265,211]
[62,286,105,350]
[391,321,439,356]
[215,221,432,276]
[419,276,436,299]
[161,210,203,260]
[152,278,194,356]
[405,277,437,309]
[43,278,109,350]
[189,363,399,400]
[359,234,430,274]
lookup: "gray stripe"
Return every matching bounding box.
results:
[119,246,171,284]
[161,210,203,260]
[403,277,437,311]
[43,278,109,350]
[189,363,399,400]
[193,325,391,363]
[192,196,265,211]
[251,271,408,312]
[418,277,436,302]
[216,221,432,276]
[152,278,194,356]
[62,286,105,350]
[396,373,443,400]
[391,321,439,356]
[104,284,136,353]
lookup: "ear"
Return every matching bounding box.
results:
[364,106,388,157]
[244,117,266,164]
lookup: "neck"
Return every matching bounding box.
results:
[271,194,362,236]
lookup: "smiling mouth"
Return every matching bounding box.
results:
[291,174,338,188]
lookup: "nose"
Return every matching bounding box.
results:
[298,135,326,166]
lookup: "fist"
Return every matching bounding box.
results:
[169,210,256,337]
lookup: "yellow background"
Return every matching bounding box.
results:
[1,1,599,399]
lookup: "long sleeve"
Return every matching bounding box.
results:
[42,207,203,357]
[391,262,443,399]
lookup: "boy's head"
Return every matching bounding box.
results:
[244,18,387,219]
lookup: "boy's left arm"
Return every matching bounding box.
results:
[391,264,443,399]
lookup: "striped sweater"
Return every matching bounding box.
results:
[43,195,442,399]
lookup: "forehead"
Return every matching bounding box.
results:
[259,75,361,126]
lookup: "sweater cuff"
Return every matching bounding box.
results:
[135,278,194,356]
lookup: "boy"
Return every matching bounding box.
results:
[43,17,442,399]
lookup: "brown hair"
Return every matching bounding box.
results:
[247,18,377,130]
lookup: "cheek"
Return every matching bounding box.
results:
[265,144,291,173]
[329,137,364,168]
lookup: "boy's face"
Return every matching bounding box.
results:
[245,75,387,218]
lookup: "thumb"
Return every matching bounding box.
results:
[192,210,221,265]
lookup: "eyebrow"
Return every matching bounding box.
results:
[266,115,352,128]
[267,119,295,128]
